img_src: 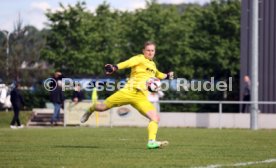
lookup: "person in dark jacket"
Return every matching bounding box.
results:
[50,80,65,125]
[49,71,63,90]
[242,75,251,113]
[10,82,25,129]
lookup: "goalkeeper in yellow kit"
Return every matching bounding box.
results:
[81,41,174,149]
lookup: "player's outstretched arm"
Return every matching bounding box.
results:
[104,64,118,75]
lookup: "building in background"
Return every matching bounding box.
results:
[240,0,276,113]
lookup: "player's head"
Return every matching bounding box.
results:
[143,41,156,60]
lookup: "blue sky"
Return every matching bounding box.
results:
[0,0,210,31]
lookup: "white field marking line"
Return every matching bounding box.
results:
[192,158,276,168]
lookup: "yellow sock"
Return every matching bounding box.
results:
[148,121,158,141]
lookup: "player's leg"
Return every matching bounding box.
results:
[146,110,160,141]
[132,95,168,149]
[80,102,110,123]
[80,88,130,123]
[80,88,100,123]
[145,110,168,149]
[80,87,117,123]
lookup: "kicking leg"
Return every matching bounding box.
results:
[80,88,114,123]
[80,88,130,123]
[81,88,99,123]
[80,102,109,123]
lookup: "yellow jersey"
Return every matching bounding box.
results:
[117,54,166,92]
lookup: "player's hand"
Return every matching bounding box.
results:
[166,71,174,80]
[105,64,118,75]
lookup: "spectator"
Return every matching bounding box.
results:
[72,84,85,104]
[242,75,251,113]
[50,70,63,89]
[10,82,25,129]
[50,80,65,126]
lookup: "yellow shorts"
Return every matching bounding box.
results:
[104,88,155,116]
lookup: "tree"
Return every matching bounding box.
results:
[42,2,123,77]
[41,0,241,111]
[0,34,7,81]
[184,0,241,80]
[0,15,48,84]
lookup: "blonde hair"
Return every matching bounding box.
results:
[144,41,156,49]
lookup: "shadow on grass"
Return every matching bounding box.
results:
[53,145,99,149]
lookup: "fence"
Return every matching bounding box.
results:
[159,100,276,129]
[64,100,276,129]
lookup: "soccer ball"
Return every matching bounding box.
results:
[146,77,161,92]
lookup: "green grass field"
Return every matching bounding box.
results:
[1,112,276,168]
[0,111,32,128]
